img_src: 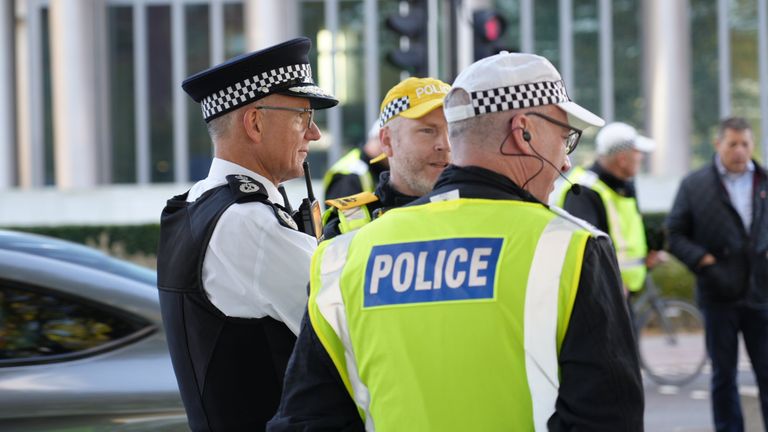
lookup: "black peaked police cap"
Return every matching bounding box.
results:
[182,37,338,122]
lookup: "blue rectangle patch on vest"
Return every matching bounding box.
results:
[363,238,503,307]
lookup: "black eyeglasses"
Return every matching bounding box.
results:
[255,106,315,131]
[525,111,582,155]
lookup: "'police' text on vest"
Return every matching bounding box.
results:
[363,238,502,307]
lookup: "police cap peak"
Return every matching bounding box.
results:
[182,37,338,122]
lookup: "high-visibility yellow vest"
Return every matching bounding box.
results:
[308,197,602,431]
[323,148,375,195]
[556,166,647,291]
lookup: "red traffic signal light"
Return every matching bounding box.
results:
[472,9,509,60]
[473,10,507,43]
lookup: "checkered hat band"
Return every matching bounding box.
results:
[379,96,410,126]
[471,80,570,115]
[604,139,636,155]
[200,63,312,120]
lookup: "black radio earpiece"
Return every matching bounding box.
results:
[522,130,531,142]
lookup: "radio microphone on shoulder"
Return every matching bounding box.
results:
[569,181,582,195]
[551,165,581,195]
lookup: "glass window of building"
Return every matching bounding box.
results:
[109,6,137,184]
[690,0,719,167]
[105,0,246,184]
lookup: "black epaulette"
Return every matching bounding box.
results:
[226,174,269,201]
[225,174,299,231]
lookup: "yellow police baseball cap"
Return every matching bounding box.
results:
[379,77,451,126]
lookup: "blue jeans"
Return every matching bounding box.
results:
[702,302,768,432]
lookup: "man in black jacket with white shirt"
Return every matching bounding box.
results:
[666,116,768,432]
[156,38,338,431]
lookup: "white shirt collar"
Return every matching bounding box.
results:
[715,155,754,177]
[207,158,285,206]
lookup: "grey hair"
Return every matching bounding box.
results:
[206,111,234,141]
[444,88,511,148]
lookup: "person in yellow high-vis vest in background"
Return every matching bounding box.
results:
[556,122,659,300]
[268,53,643,432]
[323,123,388,201]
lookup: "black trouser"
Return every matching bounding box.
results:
[702,302,768,432]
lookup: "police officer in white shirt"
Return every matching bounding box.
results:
[156,37,338,432]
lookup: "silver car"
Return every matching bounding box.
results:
[0,230,187,431]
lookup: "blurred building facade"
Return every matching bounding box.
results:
[1,0,767,223]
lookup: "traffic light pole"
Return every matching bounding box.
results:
[427,0,439,77]
[324,0,343,166]
[364,0,380,134]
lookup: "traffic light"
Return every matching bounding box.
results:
[386,0,428,76]
[472,9,508,60]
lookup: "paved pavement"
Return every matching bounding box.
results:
[644,337,764,431]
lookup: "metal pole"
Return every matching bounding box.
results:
[427,0,438,77]
[0,0,16,188]
[559,0,573,91]
[133,0,150,184]
[520,0,534,53]
[644,0,691,176]
[172,0,188,183]
[50,0,102,189]
[210,0,224,65]
[364,0,379,132]
[17,0,44,187]
[325,0,342,166]
[598,0,613,122]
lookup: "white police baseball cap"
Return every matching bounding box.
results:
[444,52,604,130]
[596,122,656,155]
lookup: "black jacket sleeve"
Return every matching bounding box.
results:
[548,235,645,432]
[325,174,365,202]
[321,209,343,241]
[267,310,365,432]
[665,178,709,272]
[562,188,609,233]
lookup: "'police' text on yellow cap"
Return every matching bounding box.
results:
[379,77,451,126]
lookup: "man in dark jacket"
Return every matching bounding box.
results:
[666,116,768,432]
[269,52,643,432]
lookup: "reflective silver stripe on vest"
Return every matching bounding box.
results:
[524,215,576,432]
[315,232,376,431]
[620,257,645,269]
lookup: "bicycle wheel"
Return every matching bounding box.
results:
[637,299,707,386]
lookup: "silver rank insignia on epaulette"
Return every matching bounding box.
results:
[233,175,261,194]
[240,182,260,193]
[277,208,298,230]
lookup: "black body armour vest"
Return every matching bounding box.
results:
[157,175,299,432]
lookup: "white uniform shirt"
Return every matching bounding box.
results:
[186,158,316,335]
